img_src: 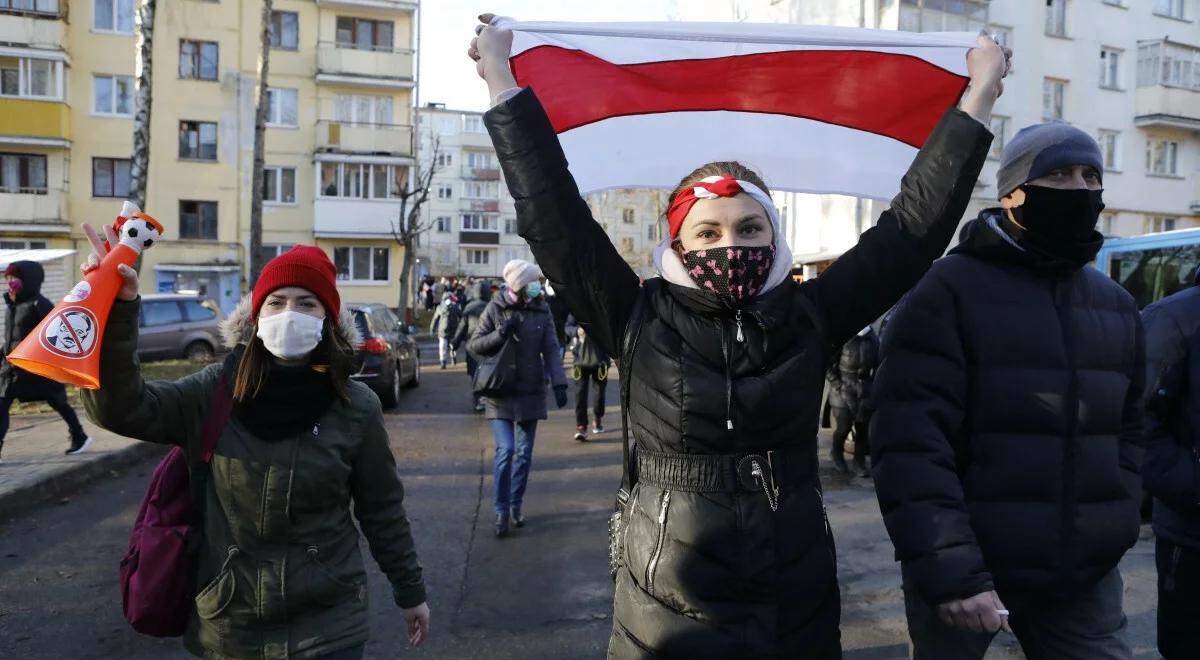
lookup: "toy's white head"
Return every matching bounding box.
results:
[120,216,163,251]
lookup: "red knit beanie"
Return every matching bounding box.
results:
[251,245,341,320]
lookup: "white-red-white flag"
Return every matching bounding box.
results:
[499,19,977,200]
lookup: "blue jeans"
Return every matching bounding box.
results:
[491,419,538,515]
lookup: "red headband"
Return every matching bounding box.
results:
[667,175,744,240]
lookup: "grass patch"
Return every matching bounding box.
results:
[9,358,216,417]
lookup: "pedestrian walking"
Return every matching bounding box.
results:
[1141,269,1200,660]
[80,236,430,659]
[468,259,568,538]
[469,17,1007,657]
[826,326,879,477]
[871,123,1143,659]
[566,314,611,441]
[0,260,92,463]
[452,278,493,413]
[429,292,462,369]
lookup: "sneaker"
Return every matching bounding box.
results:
[574,426,587,442]
[473,402,486,413]
[592,420,605,435]
[65,435,93,456]
[440,363,447,370]
[511,509,526,528]
[830,453,850,475]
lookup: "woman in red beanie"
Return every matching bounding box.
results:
[79,228,430,660]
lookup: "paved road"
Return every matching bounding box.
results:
[0,344,1161,659]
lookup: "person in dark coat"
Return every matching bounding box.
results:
[0,260,92,461]
[453,278,493,413]
[566,314,611,441]
[429,293,461,369]
[468,259,568,538]
[469,19,1007,658]
[871,123,1144,659]
[826,326,879,477]
[1141,268,1200,659]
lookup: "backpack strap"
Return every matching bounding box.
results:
[617,286,652,499]
[189,373,233,521]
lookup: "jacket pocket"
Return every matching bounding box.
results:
[194,560,237,620]
[644,489,672,597]
[305,546,365,606]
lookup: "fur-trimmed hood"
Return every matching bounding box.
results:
[220,295,362,349]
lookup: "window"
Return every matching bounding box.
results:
[1146,140,1180,176]
[437,117,457,135]
[269,11,298,50]
[179,121,218,160]
[1137,41,1200,90]
[335,17,394,51]
[0,56,63,100]
[266,87,298,127]
[94,0,133,33]
[1100,48,1122,89]
[182,300,217,322]
[1154,0,1186,20]
[622,208,636,224]
[1145,216,1179,233]
[318,162,408,198]
[2,0,58,16]
[647,222,659,241]
[436,152,453,167]
[1042,79,1066,121]
[988,115,1009,160]
[333,246,389,282]
[437,185,453,199]
[435,216,452,233]
[463,181,498,199]
[1100,213,1116,236]
[93,74,133,115]
[463,116,485,133]
[179,40,219,81]
[461,214,496,231]
[142,301,184,328]
[897,0,987,32]
[92,157,132,198]
[1097,130,1121,171]
[1045,0,1067,37]
[334,93,393,125]
[179,201,218,240]
[0,153,47,193]
[504,217,516,234]
[0,240,47,249]
[466,151,496,169]
[263,166,296,204]
[987,25,1012,50]
[465,249,490,265]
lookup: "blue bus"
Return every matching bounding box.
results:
[1095,228,1200,309]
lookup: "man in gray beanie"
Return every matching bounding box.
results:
[871,122,1144,659]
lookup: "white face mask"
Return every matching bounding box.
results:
[256,311,324,360]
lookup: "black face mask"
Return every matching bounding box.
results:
[1005,185,1105,268]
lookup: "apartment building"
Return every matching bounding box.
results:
[584,188,668,279]
[0,0,418,313]
[414,103,532,280]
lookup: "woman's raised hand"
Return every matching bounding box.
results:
[81,222,139,302]
[960,33,1012,125]
[468,13,518,101]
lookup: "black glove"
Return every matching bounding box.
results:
[554,385,569,409]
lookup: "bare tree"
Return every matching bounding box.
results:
[247,0,275,286]
[129,0,155,211]
[391,135,444,321]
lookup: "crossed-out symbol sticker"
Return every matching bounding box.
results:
[39,306,99,359]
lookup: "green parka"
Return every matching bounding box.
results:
[82,297,426,659]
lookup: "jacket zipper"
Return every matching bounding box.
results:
[717,320,734,430]
[1055,278,1080,581]
[735,309,745,343]
[645,489,672,596]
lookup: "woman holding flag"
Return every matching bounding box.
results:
[470,15,1009,658]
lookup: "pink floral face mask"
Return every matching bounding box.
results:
[681,244,776,307]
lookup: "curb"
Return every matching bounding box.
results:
[0,441,166,522]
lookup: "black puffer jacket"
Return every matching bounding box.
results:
[452,280,491,351]
[871,212,1145,604]
[485,88,990,658]
[1,260,66,401]
[1141,278,1200,549]
[827,329,879,420]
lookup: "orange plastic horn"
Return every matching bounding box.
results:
[7,205,165,390]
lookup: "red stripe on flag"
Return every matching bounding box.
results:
[511,46,968,148]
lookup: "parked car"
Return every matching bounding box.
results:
[349,303,420,409]
[137,293,224,362]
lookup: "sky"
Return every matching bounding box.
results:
[417,0,731,112]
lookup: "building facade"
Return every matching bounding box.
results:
[584,188,667,279]
[0,0,419,313]
[414,103,531,280]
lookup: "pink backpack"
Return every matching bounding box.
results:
[120,376,232,637]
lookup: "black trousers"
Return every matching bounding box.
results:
[0,389,86,448]
[830,407,868,460]
[1157,537,1200,660]
[575,366,607,428]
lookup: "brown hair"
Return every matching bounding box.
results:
[666,161,772,211]
[232,314,355,404]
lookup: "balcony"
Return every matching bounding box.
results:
[0,7,65,49]
[462,200,499,213]
[0,189,67,231]
[1134,85,1200,130]
[0,98,69,144]
[460,230,499,245]
[314,198,401,240]
[1191,175,1200,215]
[317,120,413,156]
[462,165,500,181]
[317,42,415,89]
[315,0,417,11]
